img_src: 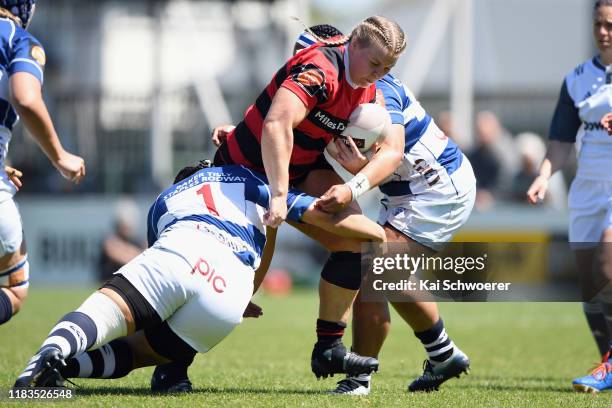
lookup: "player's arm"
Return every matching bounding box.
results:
[319,124,404,213]
[527,79,577,205]
[526,140,573,204]
[355,124,404,183]
[253,226,277,293]
[283,189,385,241]
[261,87,309,227]
[10,73,85,183]
[333,124,404,181]
[244,227,278,319]
[319,83,405,213]
[301,203,385,242]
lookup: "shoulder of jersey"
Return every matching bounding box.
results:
[569,57,600,80]
[0,17,18,41]
[378,73,416,103]
[377,74,404,92]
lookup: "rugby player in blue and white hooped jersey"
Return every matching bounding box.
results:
[14,162,385,388]
[527,0,612,394]
[326,72,476,394]
[0,0,85,327]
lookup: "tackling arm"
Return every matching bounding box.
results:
[261,88,309,227]
[356,124,404,185]
[317,124,404,212]
[301,203,386,242]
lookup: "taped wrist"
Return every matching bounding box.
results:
[345,173,370,201]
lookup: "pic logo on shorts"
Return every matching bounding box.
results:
[191,258,227,293]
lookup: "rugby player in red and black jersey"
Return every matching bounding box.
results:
[151,18,407,393]
[215,37,375,186]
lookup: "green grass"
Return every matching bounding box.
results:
[1,289,611,407]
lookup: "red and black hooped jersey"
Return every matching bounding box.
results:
[215,43,376,182]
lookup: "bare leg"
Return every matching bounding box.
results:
[295,169,365,325]
[352,224,438,358]
[295,169,379,378]
[351,294,390,358]
[341,224,469,394]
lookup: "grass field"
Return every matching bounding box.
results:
[1,288,611,407]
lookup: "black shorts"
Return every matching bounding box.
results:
[214,145,334,188]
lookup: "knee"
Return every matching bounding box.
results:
[321,252,363,290]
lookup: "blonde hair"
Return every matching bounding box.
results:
[292,15,406,56]
[350,16,406,55]
[304,16,405,57]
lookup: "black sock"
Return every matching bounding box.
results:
[61,339,133,379]
[601,303,612,358]
[414,319,454,363]
[315,319,346,350]
[158,353,196,379]
[582,301,611,357]
[0,289,13,325]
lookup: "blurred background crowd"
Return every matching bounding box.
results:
[8,0,593,286]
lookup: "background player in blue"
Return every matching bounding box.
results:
[14,162,385,388]
[527,0,612,393]
[0,0,86,326]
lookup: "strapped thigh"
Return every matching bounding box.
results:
[0,256,29,289]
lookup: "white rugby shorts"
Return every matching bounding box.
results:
[568,178,612,247]
[117,224,254,353]
[378,187,476,251]
[0,198,23,257]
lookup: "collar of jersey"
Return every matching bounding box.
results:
[593,55,608,71]
[344,45,359,89]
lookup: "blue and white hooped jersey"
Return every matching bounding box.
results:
[147,165,316,270]
[375,74,474,199]
[0,17,45,202]
[550,56,612,180]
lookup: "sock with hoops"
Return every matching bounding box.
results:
[16,312,97,383]
[60,339,134,379]
[414,319,454,364]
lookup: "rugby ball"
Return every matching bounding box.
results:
[342,103,390,153]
